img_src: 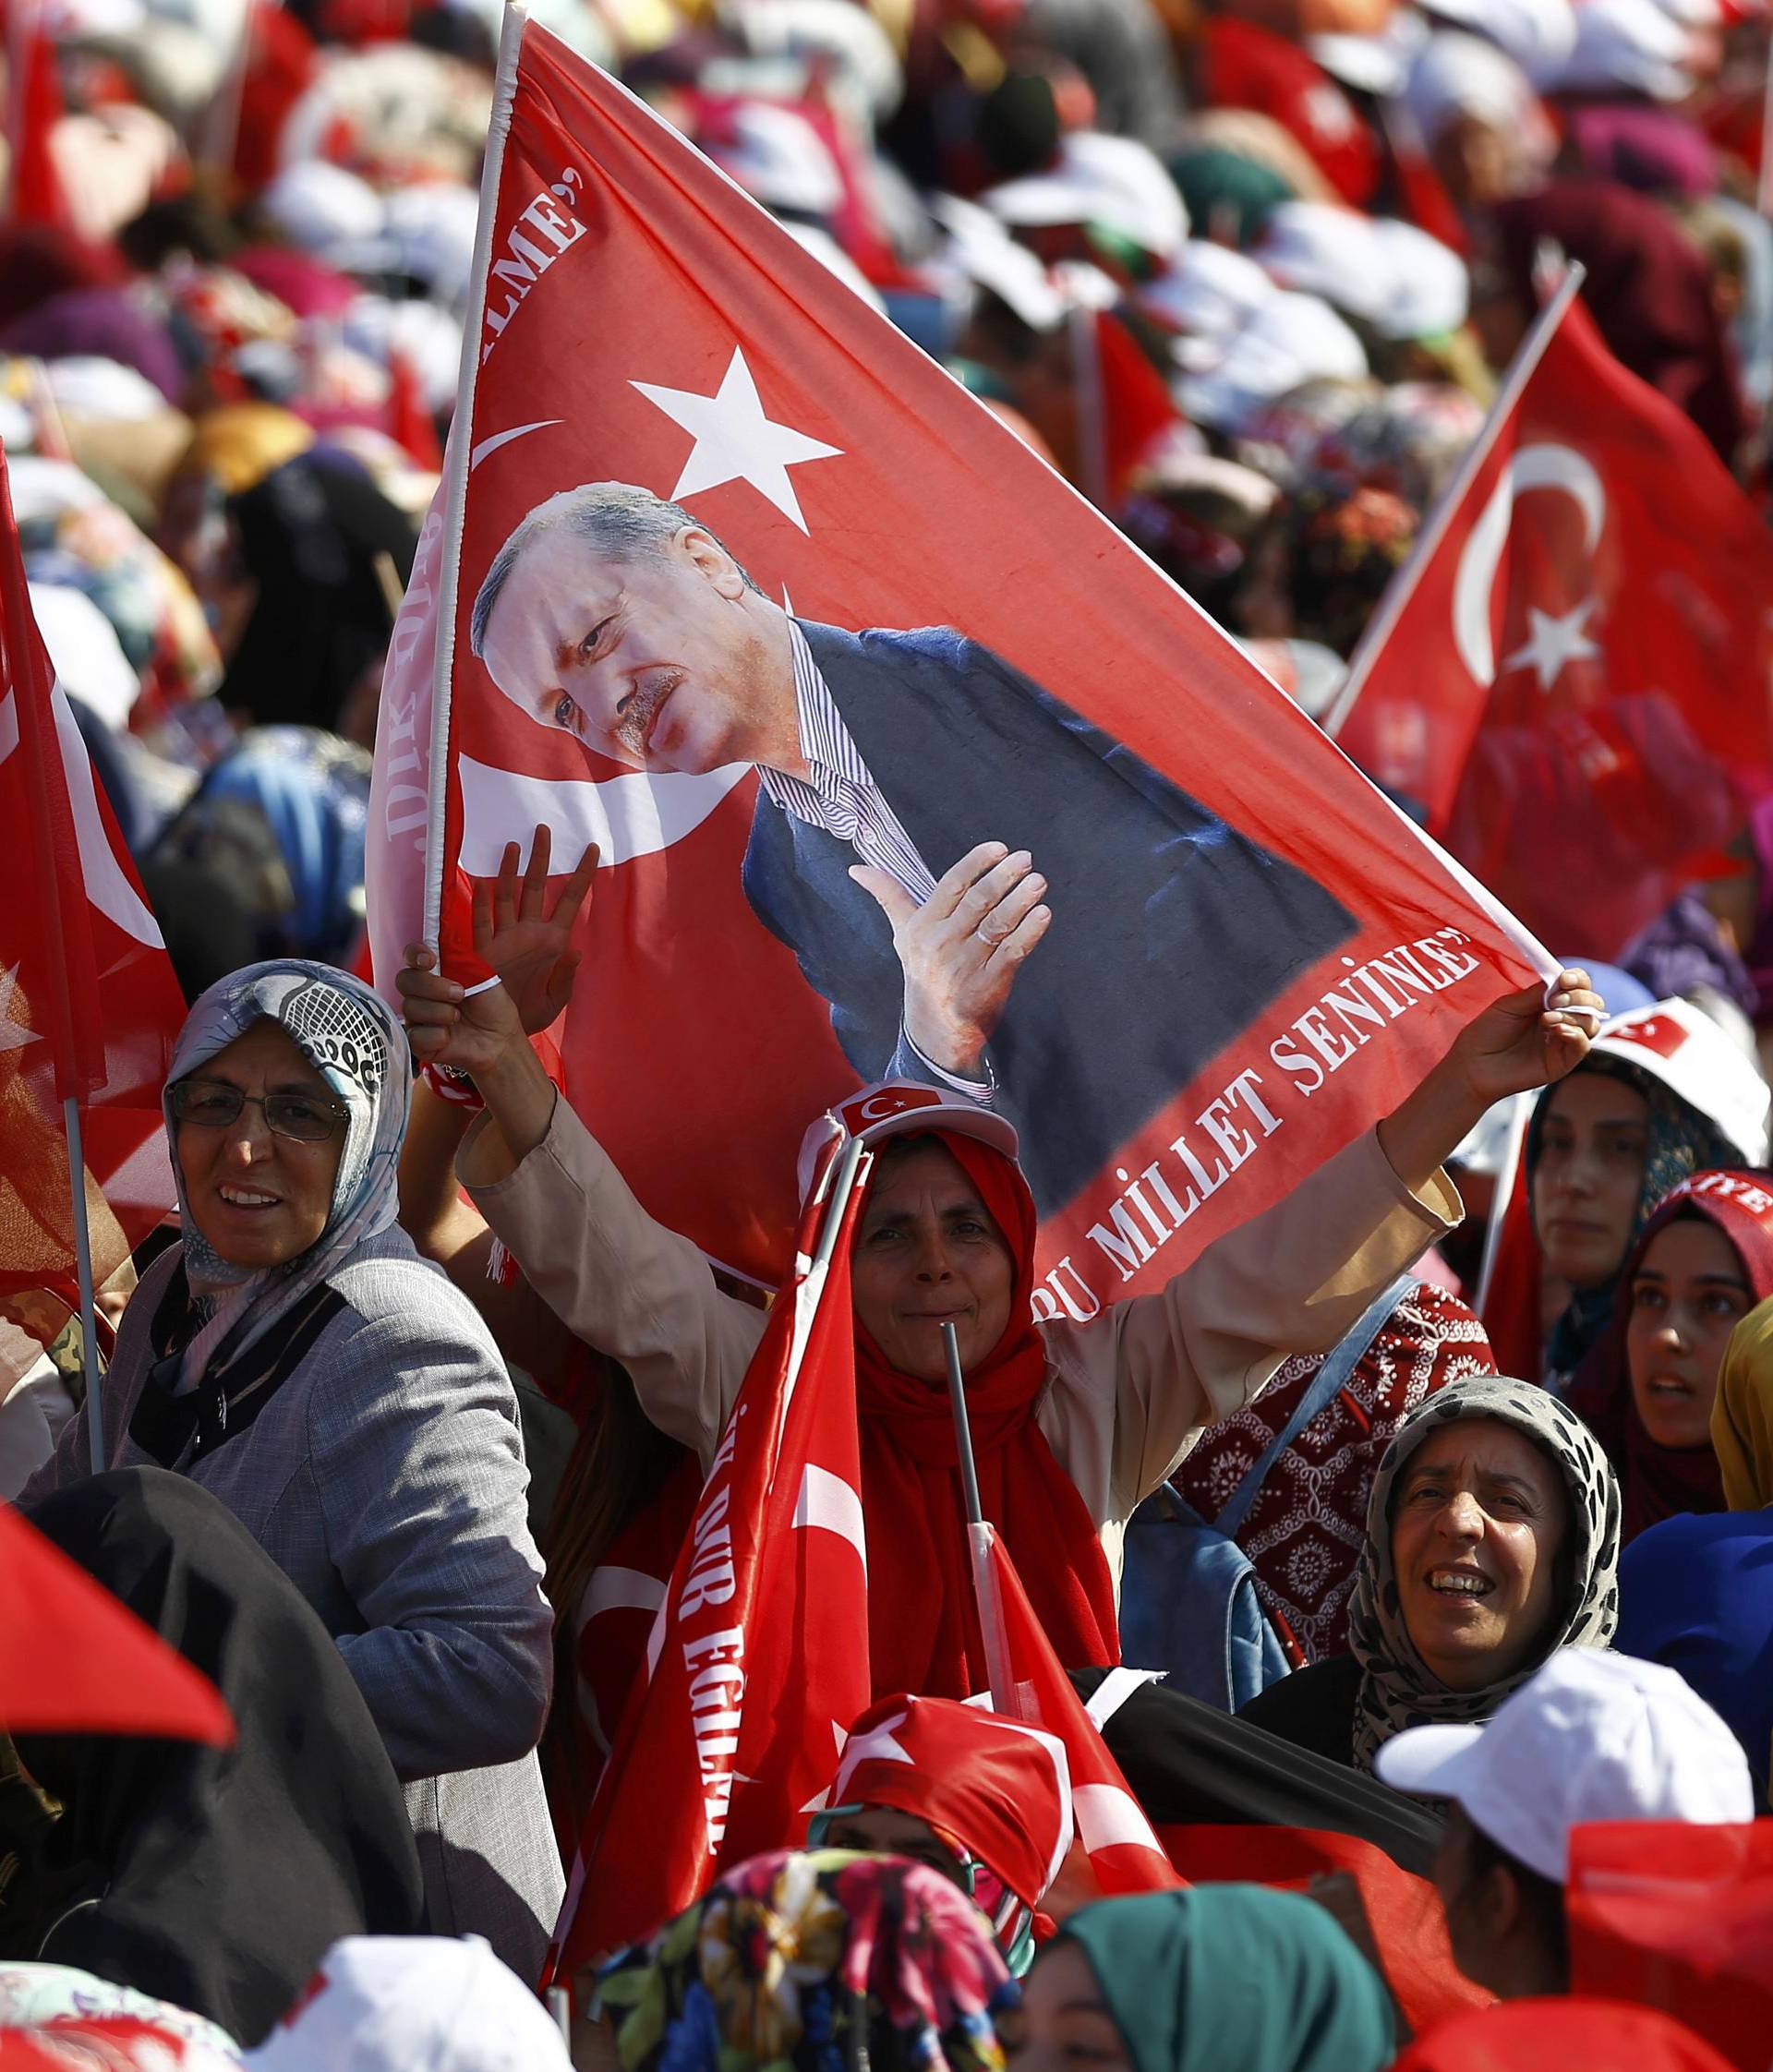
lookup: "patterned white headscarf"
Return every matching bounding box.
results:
[1347,1373,1622,1772]
[164,959,410,1388]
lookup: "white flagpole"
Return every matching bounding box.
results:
[1321,261,1587,742]
[943,1320,1015,1714]
[62,1096,105,1473]
[420,0,527,950]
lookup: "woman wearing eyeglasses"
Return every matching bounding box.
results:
[21,960,563,1981]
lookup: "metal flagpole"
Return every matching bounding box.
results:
[63,1096,105,1473]
[943,1321,1017,1714]
[1321,260,1587,741]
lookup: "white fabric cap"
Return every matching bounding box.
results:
[245,1936,569,2072]
[260,160,388,259]
[1417,0,1577,69]
[1176,290,1368,431]
[6,454,114,524]
[796,1078,1021,1203]
[705,101,846,219]
[1369,217,1469,338]
[1257,202,1388,324]
[932,195,1067,333]
[1377,1652,1755,1882]
[984,131,1188,260]
[1586,997,1771,1164]
[1405,30,1542,149]
[42,356,169,424]
[382,181,481,304]
[1531,0,1696,99]
[1139,239,1276,345]
[29,583,141,734]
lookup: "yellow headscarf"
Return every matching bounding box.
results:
[1712,1293,1773,1510]
[176,403,315,499]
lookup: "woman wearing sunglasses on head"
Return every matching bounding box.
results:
[20,961,563,1982]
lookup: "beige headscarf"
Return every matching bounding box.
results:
[1713,1294,1773,1511]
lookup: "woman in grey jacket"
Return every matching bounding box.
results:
[25,960,562,1980]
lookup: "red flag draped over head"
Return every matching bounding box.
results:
[1333,285,1773,962]
[551,1147,874,1976]
[5,6,73,232]
[368,9,1552,1316]
[826,1692,1075,1920]
[0,445,185,1314]
[976,1528,1178,1897]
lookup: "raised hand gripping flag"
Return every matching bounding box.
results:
[369,6,1551,1307]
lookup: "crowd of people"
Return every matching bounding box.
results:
[5,0,1773,2059]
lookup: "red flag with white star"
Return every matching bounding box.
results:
[369,9,1555,1306]
[0,444,184,1310]
[1333,290,1773,960]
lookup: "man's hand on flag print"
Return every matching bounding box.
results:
[850,840,1053,1080]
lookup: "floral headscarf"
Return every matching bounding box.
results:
[164,958,408,1389]
[1346,1373,1622,1772]
[599,1850,1013,2072]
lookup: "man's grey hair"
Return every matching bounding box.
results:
[468,481,759,658]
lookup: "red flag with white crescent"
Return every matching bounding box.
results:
[976,1525,1179,1897]
[549,1152,873,1973]
[0,443,184,1309]
[368,8,1552,1310]
[1335,289,1773,961]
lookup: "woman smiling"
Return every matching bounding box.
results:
[24,961,562,1973]
[1238,1373,1621,1769]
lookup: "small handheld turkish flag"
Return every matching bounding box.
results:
[368,6,1553,1311]
[0,444,185,1313]
[1334,285,1773,960]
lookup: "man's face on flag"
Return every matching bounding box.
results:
[477,522,791,776]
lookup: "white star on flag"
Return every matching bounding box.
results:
[633,348,841,534]
[1503,596,1602,692]
[0,963,39,1054]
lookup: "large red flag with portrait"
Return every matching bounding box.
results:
[368,9,1553,1307]
[0,445,184,1312]
[1334,291,1773,963]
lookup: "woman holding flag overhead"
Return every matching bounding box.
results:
[398,830,1602,1699]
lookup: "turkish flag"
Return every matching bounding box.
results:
[548,1156,872,1975]
[368,15,1552,1306]
[1567,1819,1773,2069]
[0,1500,234,1744]
[978,1527,1179,1897]
[1335,291,1773,962]
[4,5,73,232]
[0,444,185,1311]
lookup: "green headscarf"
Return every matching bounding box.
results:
[1057,1885,1394,2072]
[1166,149,1293,247]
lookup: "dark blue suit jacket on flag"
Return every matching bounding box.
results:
[742,620,1357,1212]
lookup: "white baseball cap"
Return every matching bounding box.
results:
[246,1936,569,2072]
[1376,1651,1755,1883]
[1586,997,1771,1166]
[796,1078,1020,1201]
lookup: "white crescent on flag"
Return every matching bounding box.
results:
[455,753,752,873]
[1453,443,1605,686]
[0,684,163,948]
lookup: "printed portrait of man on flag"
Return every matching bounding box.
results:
[466,478,1356,1211]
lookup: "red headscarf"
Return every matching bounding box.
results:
[1391,2000,1734,2072]
[1567,1171,1773,1545]
[851,1129,1118,1698]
